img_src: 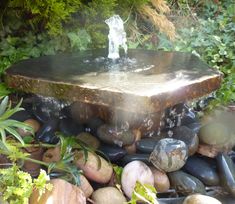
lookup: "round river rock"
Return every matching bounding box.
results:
[199,122,231,147]
[77,132,100,149]
[74,151,113,184]
[150,167,170,193]
[121,161,154,198]
[149,138,188,172]
[92,187,126,204]
[168,171,206,195]
[183,156,219,186]
[99,144,127,162]
[183,194,222,204]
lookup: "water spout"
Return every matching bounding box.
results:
[105,15,127,60]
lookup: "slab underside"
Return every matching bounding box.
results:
[5,49,222,114]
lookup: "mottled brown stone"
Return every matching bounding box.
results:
[4,50,222,115]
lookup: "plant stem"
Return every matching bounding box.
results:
[21,157,72,174]
[13,143,57,148]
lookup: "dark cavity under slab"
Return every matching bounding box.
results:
[4,49,222,114]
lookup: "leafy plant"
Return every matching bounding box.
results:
[0,96,33,144]
[0,135,86,186]
[46,135,84,185]
[0,164,52,204]
[127,181,158,204]
[0,96,97,187]
[0,96,104,204]
[3,0,82,35]
[141,0,235,109]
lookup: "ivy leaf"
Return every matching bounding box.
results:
[127,181,158,204]
[67,30,91,50]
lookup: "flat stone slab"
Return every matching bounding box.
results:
[5,49,222,114]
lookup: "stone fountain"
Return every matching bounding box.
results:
[4,16,221,135]
[4,15,232,204]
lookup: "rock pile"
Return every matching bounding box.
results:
[3,96,235,204]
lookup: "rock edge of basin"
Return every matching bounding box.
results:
[4,50,222,114]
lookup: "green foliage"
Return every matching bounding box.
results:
[0,84,11,96]
[0,96,97,186]
[0,96,33,144]
[0,139,29,163]
[0,164,52,204]
[79,0,117,48]
[0,164,33,204]
[0,135,82,185]
[0,98,102,187]
[0,97,103,202]
[145,1,235,108]
[127,181,158,204]
[33,169,53,198]
[5,0,82,35]
[47,135,85,185]
[113,165,123,184]
[0,29,91,71]
[67,30,91,51]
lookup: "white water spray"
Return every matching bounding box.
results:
[105,15,127,59]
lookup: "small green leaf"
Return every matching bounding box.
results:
[23,136,34,144]
[113,165,123,184]
[0,96,9,116]
[4,126,24,144]
[127,181,158,204]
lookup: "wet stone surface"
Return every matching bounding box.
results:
[98,144,127,162]
[216,153,235,197]
[97,124,135,146]
[136,138,160,153]
[172,126,199,156]
[149,138,188,172]
[5,50,222,115]
[183,156,220,186]
[168,170,206,195]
